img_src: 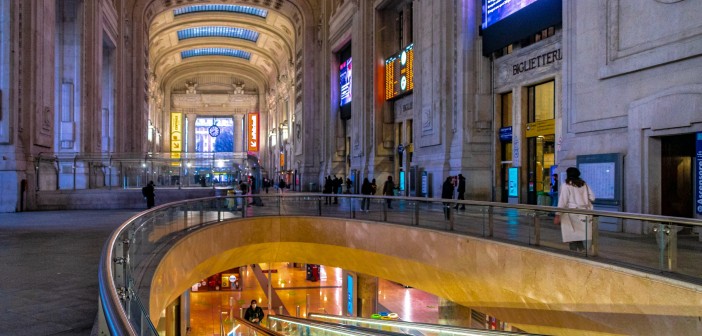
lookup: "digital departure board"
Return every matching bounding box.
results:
[385,43,414,100]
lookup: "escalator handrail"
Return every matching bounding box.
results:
[231,316,285,336]
[269,314,412,336]
[307,313,546,336]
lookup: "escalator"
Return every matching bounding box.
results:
[268,314,412,336]
[306,313,544,336]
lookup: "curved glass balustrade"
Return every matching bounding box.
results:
[98,194,702,335]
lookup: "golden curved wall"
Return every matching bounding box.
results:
[149,216,702,335]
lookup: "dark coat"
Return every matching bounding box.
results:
[361,181,373,195]
[244,305,265,323]
[383,180,394,196]
[441,179,454,199]
[457,176,466,193]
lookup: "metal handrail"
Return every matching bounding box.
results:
[232,316,285,336]
[98,193,702,335]
[268,314,410,336]
[308,313,544,335]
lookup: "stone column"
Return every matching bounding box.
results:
[186,113,197,153]
[234,114,245,153]
[438,298,472,328]
[356,273,378,318]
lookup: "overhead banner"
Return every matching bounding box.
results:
[170,112,182,154]
[248,112,259,152]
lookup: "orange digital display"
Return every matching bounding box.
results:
[385,43,414,100]
[248,113,259,152]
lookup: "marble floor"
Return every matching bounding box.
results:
[188,262,440,336]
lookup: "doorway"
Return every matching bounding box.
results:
[661,133,695,218]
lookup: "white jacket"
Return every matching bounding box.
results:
[557,182,595,242]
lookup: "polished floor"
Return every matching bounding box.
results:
[188,262,441,336]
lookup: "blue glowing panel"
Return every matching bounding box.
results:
[181,48,251,60]
[346,274,354,315]
[174,5,268,18]
[339,58,352,106]
[177,27,259,42]
[482,0,539,29]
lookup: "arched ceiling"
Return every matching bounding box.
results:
[147,2,303,93]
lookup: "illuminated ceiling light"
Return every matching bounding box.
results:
[177,26,259,42]
[174,4,268,18]
[181,48,251,60]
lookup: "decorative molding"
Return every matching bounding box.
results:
[172,93,257,109]
[600,0,702,78]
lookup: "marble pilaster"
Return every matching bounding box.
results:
[186,113,197,153]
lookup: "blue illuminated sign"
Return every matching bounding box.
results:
[499,126,513,142]
[482,0,540,29]
[696,133,702,214]
[340,58,352,106]
[346,274,354,315]
[508,167,519,197]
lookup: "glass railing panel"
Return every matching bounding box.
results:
[280,195,323,217]
[411,200,448,230]
[671,223,702,279]
[489,207,537,245]
[452,204,490,236]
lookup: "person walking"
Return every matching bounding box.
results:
[554,167,595,252]
[361,178,373,212]
[142,181,156,209]
[441,177,454,220]
[454,174,466,210]
[244,299,265,324]
[382,176,395,209]
[371,178,377,195]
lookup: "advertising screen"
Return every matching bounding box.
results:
[385,43,414,100]
[339,58,352,106]
[482,0,539,29]
[481,0,561,56]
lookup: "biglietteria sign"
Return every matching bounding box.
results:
[248,113,259,152]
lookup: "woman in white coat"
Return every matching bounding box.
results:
[554,167,595,252]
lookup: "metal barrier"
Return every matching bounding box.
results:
[97,194,702,335]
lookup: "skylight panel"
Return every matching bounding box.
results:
[174,5,268,18]
[177,27,259,42]
[181,48,252,60]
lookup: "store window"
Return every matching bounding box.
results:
[526,81,556,205]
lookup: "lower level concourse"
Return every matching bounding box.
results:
[185,262,524,335]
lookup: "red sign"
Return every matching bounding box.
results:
[248,113,259,152]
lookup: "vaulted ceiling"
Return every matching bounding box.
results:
[147,3,302,94]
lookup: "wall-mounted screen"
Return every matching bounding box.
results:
[481,0,562,56]
[339,58,352,106]
[385,43,414,100]
[482,0,539,29]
